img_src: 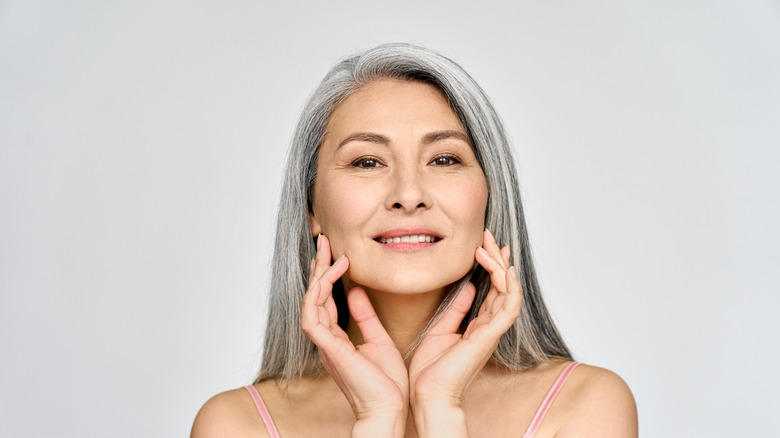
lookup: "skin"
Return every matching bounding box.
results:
[191,80,638,438]
[309,79,488,299]
[309,79,491,353]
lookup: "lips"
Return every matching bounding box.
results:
[377,234,439,244]
[373,228,442,247]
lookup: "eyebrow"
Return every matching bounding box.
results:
[337,130,469,149]
[337,132,390,149]
[421,130,470,145]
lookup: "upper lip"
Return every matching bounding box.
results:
[373,227,443,240]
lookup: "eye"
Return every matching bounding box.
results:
[351,156,384,169]
[430,155,461,166]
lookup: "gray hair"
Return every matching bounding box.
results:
[256,43,571,383]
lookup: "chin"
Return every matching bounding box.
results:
[346,263,473,295]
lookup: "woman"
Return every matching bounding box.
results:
[192,43,637,437]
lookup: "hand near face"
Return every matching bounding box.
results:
[302,231,522,436]
[408,230,522,417]
[300,235,409,434]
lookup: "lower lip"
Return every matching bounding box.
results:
[375,240,439,252]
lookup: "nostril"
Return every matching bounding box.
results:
[393,202,402,209]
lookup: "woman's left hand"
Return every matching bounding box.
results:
[408,229,522,436]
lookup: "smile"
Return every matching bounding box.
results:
[372,228,443,251]
[376,234,440,244]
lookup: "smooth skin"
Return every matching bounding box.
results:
[191,234,637,437]
[191,80,637,438]
[303,232,522,437]
[309,80,489,298]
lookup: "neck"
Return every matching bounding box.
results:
[342,283,446,355]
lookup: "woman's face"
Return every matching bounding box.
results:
[310,79,488,295]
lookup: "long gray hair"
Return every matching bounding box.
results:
[256,43,571,383]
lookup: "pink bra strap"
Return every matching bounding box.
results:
[522,361,581,438]
[243,385,281,438]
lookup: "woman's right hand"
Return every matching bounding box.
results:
[301,235,409,437]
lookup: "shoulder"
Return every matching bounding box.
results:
[556,363,638,437]
[190,386,269,438]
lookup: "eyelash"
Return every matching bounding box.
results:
[349,154,462,168]
[430,154,461,166]
[350,156,384,168]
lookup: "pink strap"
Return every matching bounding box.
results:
[522,361,581,438]
[243,385,281,438]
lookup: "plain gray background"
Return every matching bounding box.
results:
[2,1,779,436]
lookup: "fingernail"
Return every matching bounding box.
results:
[308,275,317,289]
[509,266,517,278]
[333,255,347,268]
[316,234,322,251]
[478,247,489,257]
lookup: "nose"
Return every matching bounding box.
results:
[385,166,432,213]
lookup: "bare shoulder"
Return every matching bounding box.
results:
[556,364,638,437]
[190,386,268,438]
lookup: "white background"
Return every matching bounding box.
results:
[1,1,779,436]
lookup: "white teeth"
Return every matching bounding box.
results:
[379,234,437,244]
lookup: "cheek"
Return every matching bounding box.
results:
[455,176,489,235]
[472,184,489,225]
[311,178,374,253]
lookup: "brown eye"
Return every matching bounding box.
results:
[431,155,460,166]
[352,157,383,168]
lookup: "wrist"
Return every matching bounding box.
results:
[412,400,469,438]
[351,411,407,438]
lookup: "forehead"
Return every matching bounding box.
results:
[324,79,464,135]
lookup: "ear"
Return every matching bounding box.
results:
[309,211,322,237]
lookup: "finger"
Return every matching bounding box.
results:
[301,281,331,339]
[486,267,523,332]
[324,293,339,326]
[302,280,352,348]
[310,256,348,307]
[346,287,394,346]
[501,246,510,267]
[483,230,507,270]
[311,250,339,323]
[480,285,499,315]
[307,258,315,282]
[313,234,333,279]
[319,255,348,285]
[476,238,512,318]
[316,291,340,327]
[476,246,508,294]
[501,266,523,321]
[305,255,347,319]
[465,269,521,341]
[429,282,477,335]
